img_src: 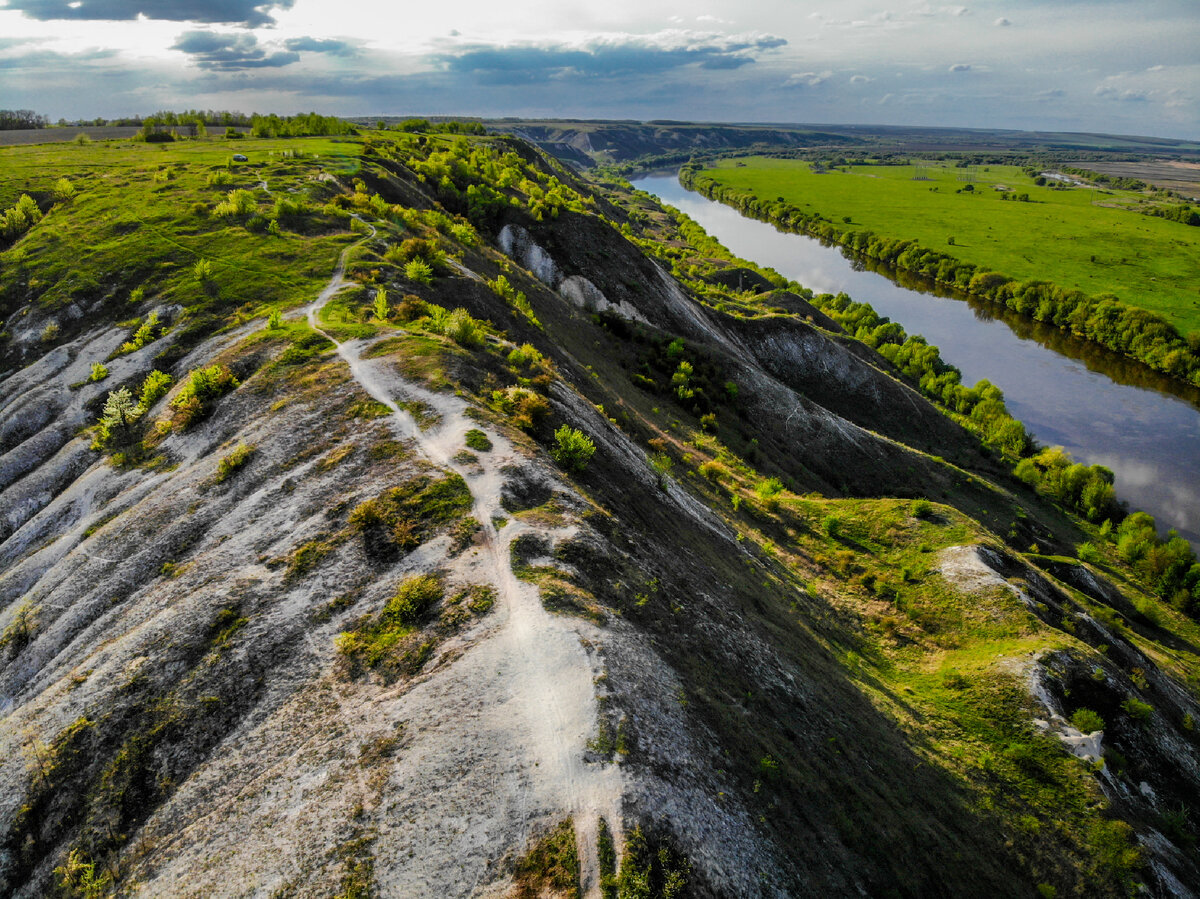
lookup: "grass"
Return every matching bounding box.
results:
[0,134,364,351]
[699,157,1200,334]
[511,819,580,899]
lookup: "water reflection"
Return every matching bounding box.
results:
[633,173,1200,544]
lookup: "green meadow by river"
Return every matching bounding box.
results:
[697,157,1200,336]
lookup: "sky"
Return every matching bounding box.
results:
[0,0,1197,139]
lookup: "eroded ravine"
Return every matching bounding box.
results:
[306,235,624,895]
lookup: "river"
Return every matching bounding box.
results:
[633,173,1200,545]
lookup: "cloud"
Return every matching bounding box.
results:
[784,70,832,88]
[849,74,872,84]
[283,36,358,57]
[436,30,787,84]
[994,17,1011,26]
[0,46,118,69]
[1094,84,1149,102]
[171,29,298,69]
[948,63,971,72]
[3,0,295,26]
[1034,88,1065,102]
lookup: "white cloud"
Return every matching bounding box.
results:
[784,69,831,87]
[994,17,1011,27]
[948,63,971,72]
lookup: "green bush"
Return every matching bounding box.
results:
[1070,708,1105,733]
[213,188,256,218]
[552,425,595,473]
[1121,697,1153,723]
[88,362,109,383]
[137,370,172,410]
[508,343,544,368]
[214,443,255,483]
[168,364,239,430]
[464,428,492,452]
[383,574,443,627]
[404,258,434,285]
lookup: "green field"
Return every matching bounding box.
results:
[699,157,1200,335]
[0,135,367,332]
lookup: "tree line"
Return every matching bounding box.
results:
[680,165,1200,388]
[0,109,49,130]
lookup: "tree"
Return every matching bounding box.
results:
[95,387,140,449]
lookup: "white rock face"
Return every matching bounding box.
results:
[498,223,561,286]
[559,275,647,323]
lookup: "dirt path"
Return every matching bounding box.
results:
[306,233,623,896]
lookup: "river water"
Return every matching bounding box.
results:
[633,174,1200,545]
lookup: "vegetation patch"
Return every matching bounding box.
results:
[336,574,444,681]
[510,819,580,899]
[213,442,255,483]
[348,472,472,561]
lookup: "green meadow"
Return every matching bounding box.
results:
[0,135,365,331]
[699,157,1200,335]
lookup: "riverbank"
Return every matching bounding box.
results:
[681,162,1200,390]
[632,172,1199,589]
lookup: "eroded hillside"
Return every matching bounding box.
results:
[1,128,1198,898]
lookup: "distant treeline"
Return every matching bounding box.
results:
[0,109,50,130]
[133,111,356,140]
[680,164,1200,387]
[388,119,486,135]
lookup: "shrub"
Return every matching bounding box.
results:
[464,428,492,452]
[267,309,283,329]
[168,364,239,430]
[194,259,214,281]
[207,170,233,187]
[755,477,784,499]
[53,177,76,202]
[451,222,477,245]
[1,194,42,239]
[213,188,256,218]
[0,600,38,658]
[552,425,595,473]
[492,387,549,431]
[1121,697,1153,722]
[214,443,255,483]
[396,294,426,322]
[823,514,842,538]
[912,498,933,519]
[137,370,172,410]
[508,343,544,368]
[404,258,434,285]
[116,311,160,355]
[1070,708,1105,733]
[373,287,390,322]
[427,306,484,347]
[651,452,674,489]
[384,574,443,627]
[88,362,109,383]
[40,322,59,343]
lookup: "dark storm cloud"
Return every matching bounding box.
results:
[172,30,298,69]
[4,0,294,26]
[283,37,358,57]
[437,33,786,84]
